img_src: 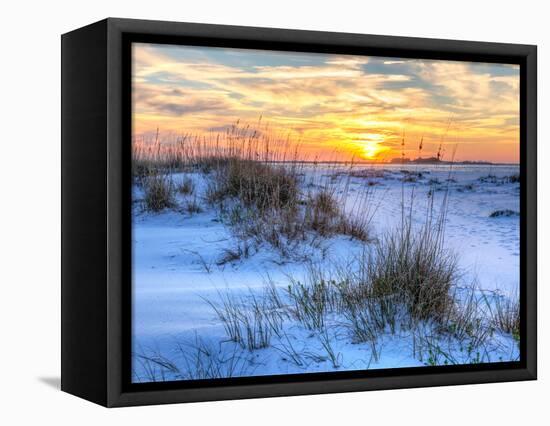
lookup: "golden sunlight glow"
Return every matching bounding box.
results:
[360,141,384,159]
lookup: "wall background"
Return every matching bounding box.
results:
[0,0,546,424]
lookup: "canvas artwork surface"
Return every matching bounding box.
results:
[130,42,520,383]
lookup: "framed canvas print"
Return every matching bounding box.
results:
[61,18,537,407]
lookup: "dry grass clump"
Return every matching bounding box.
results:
[135,337,254,382]
[506,174,520,183]
[301,185,372,242]
[488,293,520,339]
[184,197,202,215]
[335,216,371,242]
[205,290,284,351]
[207,158,299,211]
[303,190,340,236]
[143,173,176,212]
[224,205,308,258]
[134,351,180,382]
[285,271,340,330]
[133,162,153,186]
[367,223,457,322]
[310,190,339,216]
[222,187,371,258]
[216,240,254,265]
[301,188,371,242]
[177,176,195,195]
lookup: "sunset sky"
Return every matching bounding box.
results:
[132,43,520,163]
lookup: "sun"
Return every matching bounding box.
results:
[361,141,380,159]
[358,139,388,160]
[353,133,389,160]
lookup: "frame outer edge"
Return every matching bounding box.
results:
[98,17,537,407]
[106,18,125,407]
[525,45,537,379]
[61,19,110,406]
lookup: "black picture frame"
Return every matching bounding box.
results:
[61,17,537,407]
